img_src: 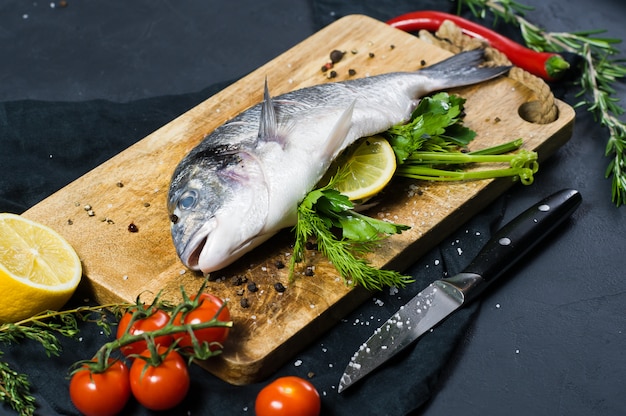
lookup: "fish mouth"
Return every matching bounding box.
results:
[178,221,215,271]
[185,236,207,271]
[181,226,274,273]
[179,221,261,273]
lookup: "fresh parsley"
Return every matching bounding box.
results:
[291,180,412,291]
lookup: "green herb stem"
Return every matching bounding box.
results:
[467,138,523,154]
[400,148,539,183]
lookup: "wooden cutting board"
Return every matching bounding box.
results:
[23,15,574,385]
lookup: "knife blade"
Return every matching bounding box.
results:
[337,188,582,393]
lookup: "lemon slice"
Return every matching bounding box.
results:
[331,135,397,201]
[0,213,82,323]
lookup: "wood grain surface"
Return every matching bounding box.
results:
[23,15,575,384]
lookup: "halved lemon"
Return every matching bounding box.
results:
[0,213,82,323]
[330,135,397,201]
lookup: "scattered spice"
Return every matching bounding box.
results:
[420,59,427,66]
[240,298,250,308]
[143,202,151,207]
[275,260,285,269]
[116,181,124,188]
[368,52,375,58]
[390,44,395,50]
[327,70,338,79]
[321,62,333,72]
[273,282,286,293]
[67,219,73,225]
[304,266,315,277]
[348,69,357,76]
[82,204,95,217]
[230,275,248,286]
[127,223,138,233]
[305,241,318,251]
[329,49,346,64]
[494,117,502,123]
[247,282,258,293]
[236,288,245,296]
[307,372,316,379]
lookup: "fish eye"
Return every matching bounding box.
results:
[178,190,198,210]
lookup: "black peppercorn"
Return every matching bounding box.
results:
[329,49,346,63]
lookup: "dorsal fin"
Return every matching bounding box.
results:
[258,79,278,141]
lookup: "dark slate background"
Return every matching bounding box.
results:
[1,0,625,415]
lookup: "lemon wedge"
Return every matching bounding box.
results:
[331,135,397,201]
[0,213,82,323]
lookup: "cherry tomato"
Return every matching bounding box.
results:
[69,359,131,416]
[255,376,321,416]
[117,308,173,357]
[173,293,230,351]
[129,346,190,411]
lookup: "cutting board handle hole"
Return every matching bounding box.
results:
[518,101,559,124]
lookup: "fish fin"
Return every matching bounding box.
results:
[323,99,356,160]
[258,78,279,142]
[419,49,511,89]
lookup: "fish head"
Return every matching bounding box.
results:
[167,147,270,273]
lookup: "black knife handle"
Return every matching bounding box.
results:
[457,188,582,303]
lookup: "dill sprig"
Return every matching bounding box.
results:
[0,303,129,416]
[291,181,413,291]
[459,0,626,205]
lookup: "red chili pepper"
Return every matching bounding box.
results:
[387,10,570,82]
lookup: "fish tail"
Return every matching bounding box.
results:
[419,49,511,88]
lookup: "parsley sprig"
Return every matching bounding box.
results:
[291,92,538,290]
[388,92,538,183]
[291,177,413,291]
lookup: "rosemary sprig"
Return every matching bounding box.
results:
[0,303,129,416]
[459,0,626,205]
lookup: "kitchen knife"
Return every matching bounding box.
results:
[337,188,582,393]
